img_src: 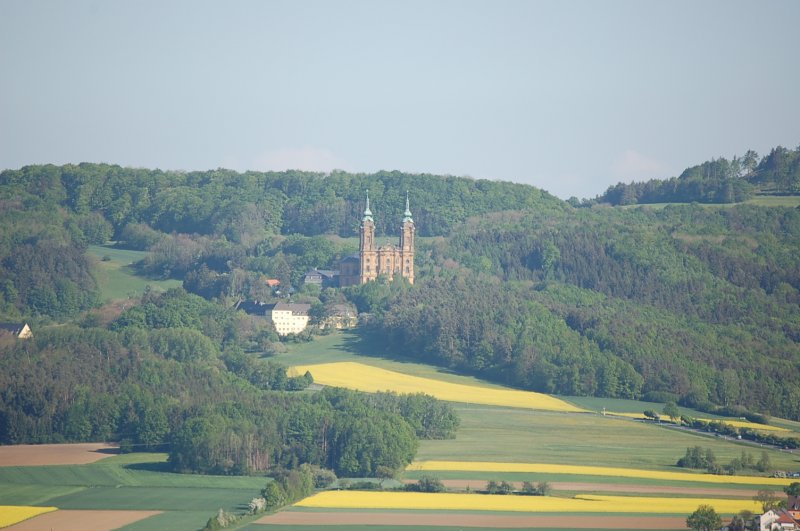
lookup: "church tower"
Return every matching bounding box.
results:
[399,191,415,284]
[359,192,377,284]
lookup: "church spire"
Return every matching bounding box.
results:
[402,190,413,223]
[362,190,373,222]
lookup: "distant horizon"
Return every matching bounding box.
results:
[2,0,798,199]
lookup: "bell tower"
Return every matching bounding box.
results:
[359,191,377,284]
[399,191,415,284]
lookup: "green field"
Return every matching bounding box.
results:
[285,332,800,470]
[414,405,799,473]
[87,244,182,301]
[0,452,266,531]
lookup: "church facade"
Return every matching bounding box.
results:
[339,193,415,286]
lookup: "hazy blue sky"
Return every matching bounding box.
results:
[1,1,798,198]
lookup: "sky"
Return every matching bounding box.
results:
[1,1,798,199]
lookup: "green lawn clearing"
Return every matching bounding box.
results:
[87,244,181,302]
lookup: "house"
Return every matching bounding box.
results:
[319,304,358,330]
[758,509,799,531]
[303,269,339,288]
[270,302,311,336]
[265,279,281,288]
[0,322,33,340]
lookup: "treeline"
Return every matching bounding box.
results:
[0,163,559,239]
[0,288,458,476]
[597,145,800,205]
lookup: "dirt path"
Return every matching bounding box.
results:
[6,510,161,531]
[0,443,118,466]
[405,479,759,497]
[258,511,687,529]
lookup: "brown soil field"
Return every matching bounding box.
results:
[403,479,758,497]
[257,511,687,529]
[0,443,118,466]
[5,510,161,531]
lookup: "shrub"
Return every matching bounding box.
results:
[407,476,445,493]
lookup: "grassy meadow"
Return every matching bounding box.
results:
[87,244,182,302]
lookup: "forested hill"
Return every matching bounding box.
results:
[0,164,560,239]
[1,158,800,423]
[597,145,800,205]
[373,203,800,419]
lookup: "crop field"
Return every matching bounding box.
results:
[414,404,800,472]
[293,491,762,514]
[0,446,266,531]
[87,244,181,301]
[407,461,794,487]
[4,510,162,531]
[288,361,584,412]
[0,506,57,528]
[605,412,789,432]
[255,512,689,530]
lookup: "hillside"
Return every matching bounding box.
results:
[0,154,799,431]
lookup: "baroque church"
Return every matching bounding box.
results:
[338,193,415,286]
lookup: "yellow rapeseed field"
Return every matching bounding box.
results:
[0,506,57,527]
[288,362,584,412]
[606,412,789,432]
[408,460,795,486]
[295,491,761,514]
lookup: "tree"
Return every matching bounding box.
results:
[785,482,800,496]
[756,451,772,473]
[686,504,722,531]
[261,481,287,509]
[407,475,445,493]
[754,489,783,512]
[662,401,680,422]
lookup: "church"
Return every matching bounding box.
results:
[338,193,415,286]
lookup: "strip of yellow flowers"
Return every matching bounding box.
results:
[606,412,789,432]
[288,362,584,412]
[295,491,760,514]
[0,506,57,528]
[407,461,795,486]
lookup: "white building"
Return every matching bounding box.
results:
[758,509,800,531]
[270,302,311,336]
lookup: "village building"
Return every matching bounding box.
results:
[303,269,339,288]
[338,192,415,287]
[270,302,311,336]
[758,508,800,531]
[0,322,32,340]
[319,303,358,330]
